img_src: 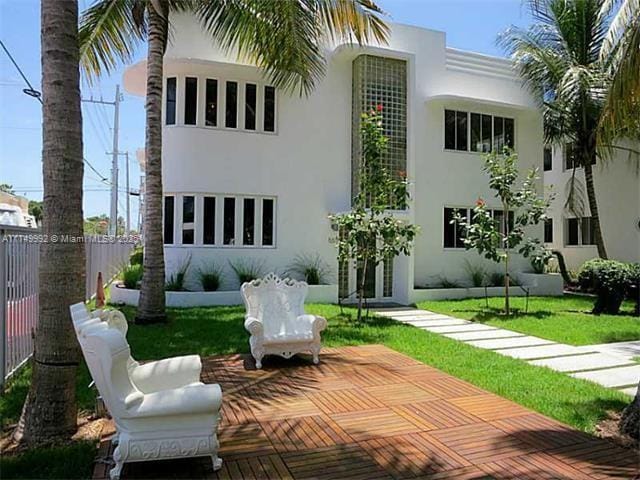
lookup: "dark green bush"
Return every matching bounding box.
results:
[589,260,630,315]
[198,263,224,292]
[229,259,265,285]
[166,255,191,292]
[129,246,143,266]
[577,258,608,291]
[120,264,143,289]
[627,263,640,316]
[285,253,331,285]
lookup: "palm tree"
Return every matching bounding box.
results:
[500,0,628,259]
[15,0,86,444]
[80,0,388,323]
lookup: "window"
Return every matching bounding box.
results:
[482,114,493,152]
[494,116,504,151]
[181,195,195,244]
[566,218,579,246]
[544,147,552,171]
[544,218,553,243]
[203,196,215,244]
[565,217,595,246]
[262,198,274,246]
[243,198,255,245]
[581,217,596,245]
[263,85,275,132]
[504,118,514,149]
[165,77,176,125]
[564,143,576,170]
[164,196,174,244]
[225,81,238,128]
[184,77,197,125]
[444,207,467,248]
[446,110,513,152]
[223,197,236,244]
[444,110,468,151]
[205,79,218,127]
[493,209,514,236]
[245,83,257,131]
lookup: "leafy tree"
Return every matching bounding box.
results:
[79,0,388,324]
[0,183,15,194]
[330,107,419,321]
[28,200,43,224]
[454,149,553,315]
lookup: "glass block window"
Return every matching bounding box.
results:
[352,55,407,205]
[383,256,393,298]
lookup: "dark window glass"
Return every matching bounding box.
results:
[205,79,218,126]
[181,195,194,244]
[481,114,492,152]
[504,118,514,149]
[544,147,552,171]
[567,218,579,245]
[166,77,176,125]
[223,197,235,245]
[470,113,481,152]
[456,111,467,151]
[184,77,197,125]
[455,211,467,248]
[262,199,274,246]
[164,196,174,244]
[494,210,505,235]
[225,81,238,128]
[443,207,456,248]
[494,116,504,151]
[243,198,255,245]
[264,86,275,132]
[245,83,257,130]
[582,217,596,245]
[544,218,553,243]
[203,196,216,244]
[444,110,456,150]
[182,229,194,245]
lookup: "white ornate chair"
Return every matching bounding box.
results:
[241,273,327,369]
[70,304,223,480]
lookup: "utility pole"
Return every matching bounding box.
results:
[125,151,130,235]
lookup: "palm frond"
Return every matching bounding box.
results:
[563,171,587,217]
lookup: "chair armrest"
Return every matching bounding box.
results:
[130,355,202,393]
[297,314,328,334]
[244,316,264,336]
[130,383,223,418]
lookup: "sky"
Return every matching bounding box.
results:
[0,0,533,223]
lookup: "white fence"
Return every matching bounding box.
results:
[0,227,135,385]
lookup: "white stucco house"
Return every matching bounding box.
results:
[122,14,567,306]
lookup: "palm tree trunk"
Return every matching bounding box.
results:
[583,159,608,259]
[619,382,640,440]
[15,0,85,444]
[136,5,167,324]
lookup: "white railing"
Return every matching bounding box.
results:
[0,227,135,385]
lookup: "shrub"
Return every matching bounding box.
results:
[198,263,224,292]
[129,246,143,266]
[489,272,505,287]
[589,260,630,315]
[166,255,191,292]
[463,260,486,287]
[286,253,332,285]
[438,276,461,288]
[120,264,142,289]
[577,258,609,291]
[626,263,639,315]
[229,259,266,285]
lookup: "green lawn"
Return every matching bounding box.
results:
[419,295,640,346]
[1,302,633,479]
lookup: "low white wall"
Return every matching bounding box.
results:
[409,273,564,303]
[110,283,337,307]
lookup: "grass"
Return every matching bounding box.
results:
[419,295,640,346]
[1,301,633,478]
[1,442,96,479]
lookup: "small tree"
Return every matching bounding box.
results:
[330,107,419,321]
[454,149,553,315]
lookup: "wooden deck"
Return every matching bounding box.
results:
[93,345,639,479]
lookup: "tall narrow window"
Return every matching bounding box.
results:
[245,83,257,130]
[205,79,218,126]
[225,81,238,128]
[504,118,514,149]
[544,147,552,171]
[444,110,456,150]
[184,77,197,125]
[564,143,575,170]
[456,111,468,151]
[203,196,216,244]
[566,218,579,246]
[243,198,255,245]
[262,198,274,246]
[481,114,492,152]
[581,217,595,245]
[263,86,275,132]
[182,195,194,244]
[544,218,553,243]
[493,116,504,151]
[470,113,481,152]
[164,196,174,244]
[223,197,235,245]
[443,207,466,248]
[165,77,176,125]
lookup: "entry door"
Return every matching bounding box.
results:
[339,257,393,302]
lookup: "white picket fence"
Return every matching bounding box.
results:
[0,226,135,385]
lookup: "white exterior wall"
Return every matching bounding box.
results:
[125,15,552,303]
[544,146,640,271]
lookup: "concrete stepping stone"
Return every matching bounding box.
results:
[397,314,460,322]
[620,386,638,397]
[570,365,640,388]
[374,310,431,317]
[529,353,634,373]
[402,318,471,328]
[444,329,524,341]
[496,344,593,360]
[467,336,554,350]
[424,324,499,334]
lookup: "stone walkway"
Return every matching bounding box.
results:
[373,308,640,398]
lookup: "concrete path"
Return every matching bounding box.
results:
[373,307,639,398]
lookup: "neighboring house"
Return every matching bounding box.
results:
[543,144,640,271]
[0,192,37,228]
[124,15,551,304]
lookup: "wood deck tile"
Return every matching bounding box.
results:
[412,376,488,399]
[330,408,421,441]
[479,451,594,479]
[260,415,353,452]
[363,382,438,406]
[393,399,483,430]
[490,414,594,449]
[306,388,385,414]
[450,394,532,421]
[217,422,275,460]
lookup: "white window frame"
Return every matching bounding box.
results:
[564,216,596,247]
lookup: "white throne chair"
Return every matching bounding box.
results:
[241,273,327,368]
